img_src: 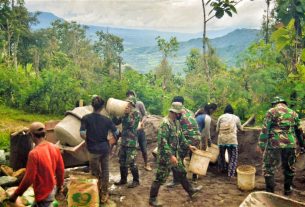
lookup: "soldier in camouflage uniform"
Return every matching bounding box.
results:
[258,96,304,195]
[148,102,202,207]
[114,97,141,188]
[167,96,201,187]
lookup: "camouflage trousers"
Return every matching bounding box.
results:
[263,148,296,177]
[119,146,137,168]
[154,160,187,184]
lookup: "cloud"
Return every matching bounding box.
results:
[25,0,266,33]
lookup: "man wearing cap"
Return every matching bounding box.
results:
[258,96,304,195]
[9,122,64,207]
[114,96,141,188]
[166,96,201,187]
[126,90,152,171]
[148,102,202,207]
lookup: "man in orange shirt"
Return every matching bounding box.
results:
[9,122,65,207]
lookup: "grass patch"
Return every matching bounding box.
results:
[0,105,63,150]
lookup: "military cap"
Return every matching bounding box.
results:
[169,102,183,113]
[271,96,287,105]
[126,96,137,106]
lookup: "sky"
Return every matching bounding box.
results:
[24,0,267,33]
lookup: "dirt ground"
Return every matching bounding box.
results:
[105,127,305,207]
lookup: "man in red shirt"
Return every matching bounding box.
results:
[9,122,65,207]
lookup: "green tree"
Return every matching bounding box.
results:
[155,36,179,91]
[94,31,124,78]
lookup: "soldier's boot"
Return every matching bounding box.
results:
[180,175,202,198]
[284,176,293,196]
[128,165,140,188]
[114,167,128,185]
[264,176,275,193]
[149,181,162,207]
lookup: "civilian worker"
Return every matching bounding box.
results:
[80,95,119,204]
[216,104,243,178]
[9,122,65,207]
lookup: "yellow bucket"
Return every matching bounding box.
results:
[237,165,256,191]
[207,144,219,163]
[189,148,212,176]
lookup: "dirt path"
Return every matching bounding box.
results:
[106,127,305,207]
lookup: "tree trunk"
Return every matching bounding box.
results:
[13,34,19,70]
[7,19,11,60]
[118,57,122,80]
[202,0,207,54]
[265,0,270,43]
[201,0,211,101]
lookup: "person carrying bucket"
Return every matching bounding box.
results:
[80,96,119,204]
[126,90,152,171]
[114,96,141,188]
[148,102,202,207]
[257,96,305,195]
[166,96,201,187]
[216,104,243,178]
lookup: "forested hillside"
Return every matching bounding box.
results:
[0,0,305,124]
[33,12,259,73]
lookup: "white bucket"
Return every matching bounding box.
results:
[55,106,92,146]
[183,157,192,180]
[106,98,129,117]
[207,144,219,163]
[237,165,256,191]
[189,149,212,176]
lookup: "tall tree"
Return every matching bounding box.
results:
[155,36,179,91]
[0,0,37,68]
[94,31,124,78]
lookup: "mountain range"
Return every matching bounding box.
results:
[33,12,261,73]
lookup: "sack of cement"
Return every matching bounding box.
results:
[12,168,26,180]
[0,165,13,176]
[0,186,8,203]
[0,176,17,187]
[67,174,99,207]
[239,191,305,207]
[5,187,34,207]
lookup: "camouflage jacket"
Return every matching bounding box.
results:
[180,107,201,147]
[259,103,302,149]
[157,116,190,166]
[121,109,140,148]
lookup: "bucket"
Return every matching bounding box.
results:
[106,98,129,117]
[189,149,212,176]
[207,144,219,163]
[183,157,192,180]
[55,106,92,146]
[237,165,256,191]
